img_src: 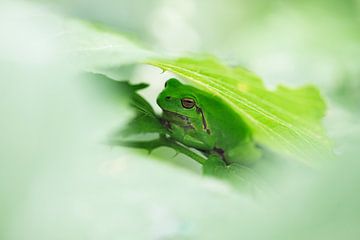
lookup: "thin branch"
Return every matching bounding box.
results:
[109,137,206,165]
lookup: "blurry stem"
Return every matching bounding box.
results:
[110,137,206,165]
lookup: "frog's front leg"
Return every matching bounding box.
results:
[170,124,215,150]
[203,154,227,177]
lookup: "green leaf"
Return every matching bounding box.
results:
[149,57,333,165]
[58,18,157,71]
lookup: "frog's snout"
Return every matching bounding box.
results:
[156,94,167,107]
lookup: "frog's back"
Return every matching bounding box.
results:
[197,91,252,150]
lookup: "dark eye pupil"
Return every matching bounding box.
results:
[181,98,195,109]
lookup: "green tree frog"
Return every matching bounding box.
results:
[156,78,261,168]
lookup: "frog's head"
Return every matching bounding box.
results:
[156,78,201,119]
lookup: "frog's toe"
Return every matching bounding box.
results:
[203,154,227,177]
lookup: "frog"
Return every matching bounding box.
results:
[156,78,261,171]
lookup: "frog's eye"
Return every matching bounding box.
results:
[181,98,195,109]
[164,81,169,87]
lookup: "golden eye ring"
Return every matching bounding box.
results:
[181,98,195,109]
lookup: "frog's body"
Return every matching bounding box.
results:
[157,78,261,165]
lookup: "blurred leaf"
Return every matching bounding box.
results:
[149,57,333,165]
[84,73,148,100]
[57,18,157,71]
[332,73,360,112]
[84,73,165,137]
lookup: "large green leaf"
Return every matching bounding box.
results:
[149,57,333,165]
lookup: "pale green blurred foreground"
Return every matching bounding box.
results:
[1,1,360,240]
